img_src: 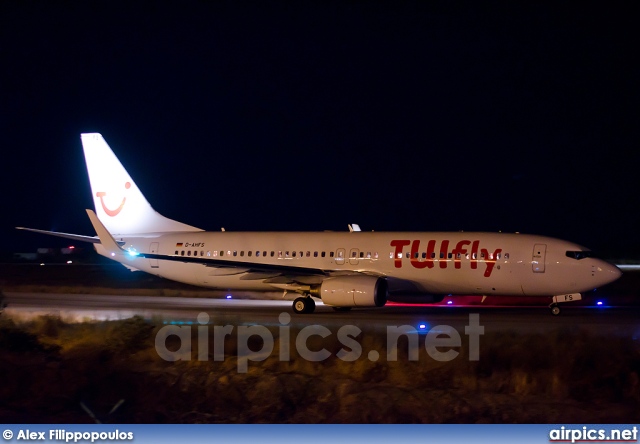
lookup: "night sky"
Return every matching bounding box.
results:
[2,2,639,256]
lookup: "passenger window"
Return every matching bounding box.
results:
[390,252,394,259]
[505,253,509,259]
[278,251,282,258]
[248,251,252,257]
[397,253,402,259]
[440,252,444,258]
[480,252,485,259]
[285,251,290,257]
[300,251,303,257]
[330,252,334,258]
[374,252,378,259]
[174,250,178,255]
[213,251,218,257]
[207,251,211,257]
[414,252,419,259]
[240,251,244,257]
[472,253,477,259]
[366,252,371,258]
[256,251,260,257]
[263,251,267,257]
[201,251,204,256]
[360,252,364,258]
[321,252,326,257]
[352,251,357,257]
[314,251,318,257]
[422,252,426,259]
[306,251,310,257]
[406,252,410,258]
[181,251,185,256]
[188,251,192,256]
[448,253,452,259]
[233,251,237,257]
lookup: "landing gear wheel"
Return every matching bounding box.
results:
[293,297,315,314]
[550,304,561,316]
[307,297,316,313]
[332,306,352,312]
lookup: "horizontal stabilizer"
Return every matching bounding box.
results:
[15,227,110,244]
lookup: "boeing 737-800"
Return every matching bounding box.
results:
[17,133,622,315]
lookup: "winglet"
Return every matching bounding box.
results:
[86,209,124,255]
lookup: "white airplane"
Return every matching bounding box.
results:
[17,133,622,315]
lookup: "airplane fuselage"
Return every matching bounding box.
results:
[101,231,618,298]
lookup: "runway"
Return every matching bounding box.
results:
[3,291,640,337]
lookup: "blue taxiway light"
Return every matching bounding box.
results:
[447,300,453,305]
[597,301,603,306]
[226,295,232,299]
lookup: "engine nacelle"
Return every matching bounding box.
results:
[311,275,388,308]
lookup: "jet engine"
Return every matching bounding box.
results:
[310,275,388,308]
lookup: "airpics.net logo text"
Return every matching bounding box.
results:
[154,313,484,373]
[549,426,638,443]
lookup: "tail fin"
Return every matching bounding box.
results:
[81,133,202,235]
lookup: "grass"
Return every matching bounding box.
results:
[0,314,639,423]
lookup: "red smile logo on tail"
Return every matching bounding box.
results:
[96,182,131,217]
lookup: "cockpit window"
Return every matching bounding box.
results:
[566,250,594,260]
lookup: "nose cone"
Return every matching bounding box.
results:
[597,260,622,286]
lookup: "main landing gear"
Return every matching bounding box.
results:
[291,295,353,314]
[293,296,316,314]
[549,303,561,316]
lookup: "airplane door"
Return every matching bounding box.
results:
[532,244,546,273]
[349,248,359,265]
[150,242,160,269]
[335,248,346,265]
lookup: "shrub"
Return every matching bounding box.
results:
[105,316,154,353]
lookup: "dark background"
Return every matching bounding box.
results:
[2,2,638,256]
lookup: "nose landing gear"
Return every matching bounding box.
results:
[549,293,582,315]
